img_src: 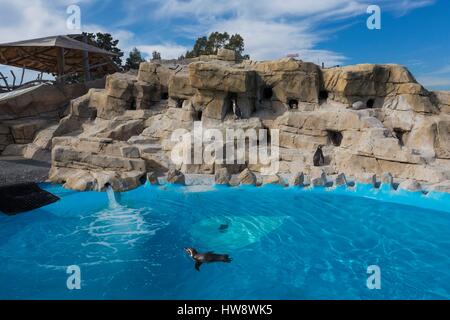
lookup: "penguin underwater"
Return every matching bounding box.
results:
[184,248,232,271]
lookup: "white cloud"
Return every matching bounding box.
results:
[0,0,436,70]
[137,44,188,60]
[417,64,450,90]
[143,0,434,63]
[417,75,450,89]
[0,0,69,43]
[210,17,346,64]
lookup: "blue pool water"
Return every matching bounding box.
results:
[0,183,449,300]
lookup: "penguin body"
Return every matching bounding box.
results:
[313,146,325,167]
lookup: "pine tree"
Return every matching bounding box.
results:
[185,32,249,59]
[125,47,146,70]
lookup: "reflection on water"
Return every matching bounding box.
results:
[190,215,288,251]
[82,189,168,251]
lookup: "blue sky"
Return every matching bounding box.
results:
[0,0,449,90]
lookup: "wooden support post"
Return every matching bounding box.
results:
[56,47,65,83]
[83,35,91,83]
[19,68,25,86]
[0,72,11,91]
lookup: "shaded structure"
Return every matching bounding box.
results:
[0,182,59,215]
[0,34,119,86]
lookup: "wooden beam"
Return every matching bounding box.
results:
[82,35,91,83]
[0,50,7,64]
[9,47,55,64]
[56,47,65,82]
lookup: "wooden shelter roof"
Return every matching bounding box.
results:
[0,35,119,76]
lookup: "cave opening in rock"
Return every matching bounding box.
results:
[327,130,343,147]
[288,99,299,109]
[196,110,203,121]
[176,99,184,108]
[161,92,169,100]
[129,98,137,110]
[319,90,329,100]
[366,98,375,108]
[393,128,406,147]
[262,87,273,100]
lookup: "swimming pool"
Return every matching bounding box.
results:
[0,183,449,300]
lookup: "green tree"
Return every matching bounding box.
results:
[151,51,162,61]
[83,32,124,67]
[125,47,145,70]
[226,34,249,60]
[185,32,249,59]
[185,36,208,58]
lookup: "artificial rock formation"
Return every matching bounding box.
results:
[0,81,101,160]
[45,51,450,192]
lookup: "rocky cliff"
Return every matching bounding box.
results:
[47,49,450,193]
[0,83,89,161]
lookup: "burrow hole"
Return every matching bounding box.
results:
[327,130,343,147]
[262,87,273,100]
[288,99,299,109]
[393,128,406,147]
[366,98,375,108]
[319,90,329,101]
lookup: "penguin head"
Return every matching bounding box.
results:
[184,248,197,257]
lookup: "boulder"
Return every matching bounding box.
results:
[146,171,159,185]
[217,48,237,61]
[64,170,95,191]
[435,120,450,159]
[10,119,48,143]
[262,175,281,185]
[335,173,348,186]
[352,101,365,110]
[432,91,450,114]
[357,173,377,187]
[255,58,320,104]
[289,172,305,186]
[103,120,145,141]
[238,168,257,185]
[120,146,140,158]
[0,82,87,119]
[105,73,136,101]
[168,71,196,100]
[138,62,160,84]
[429,181,450,193]
[215,167,231,185]
[323,64,428,105]
[1,144,27,156]
[167,169,186,185]
[92,92,129,120]
[398,179,422,192]
[133,81,161,109]
[311,170,327,187]
[189,62,256,93]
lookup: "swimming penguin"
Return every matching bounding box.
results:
[184,248,232,271]
[232,99,242,120]
[218,224,229,233]
[313,145,325,167]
